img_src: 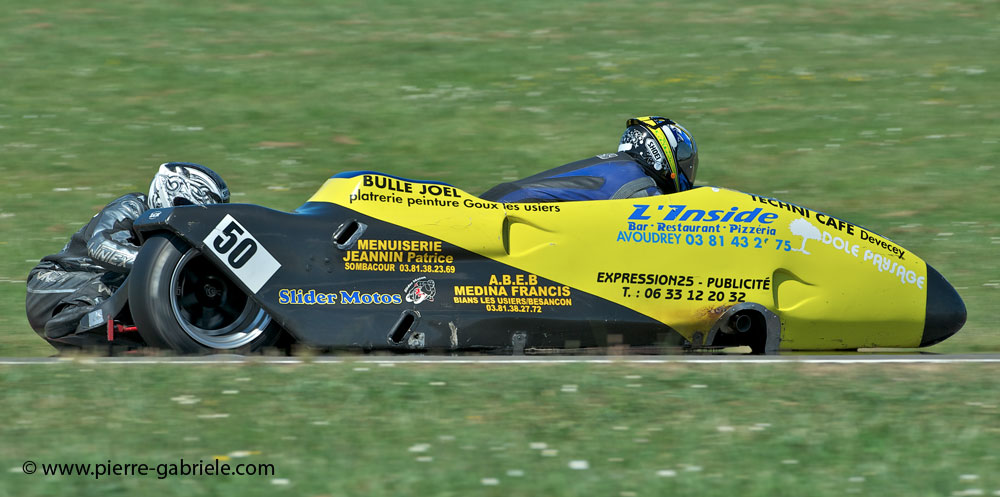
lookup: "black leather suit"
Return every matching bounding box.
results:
[25,193,148,348]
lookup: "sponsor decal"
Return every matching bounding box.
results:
[203,215,281,294]
[789,218,822,254]
[343,239,456,273]
[620,204,779,246]
[595,272,765,303]
[340,290,403,304]
[348,174,501,211]
[750,194,902,253]
[502,203,560,213]
[349,175,462,207]
[462,198,500,209]
[596,153,619,159]
[862,251,924,288]
[644,137,665,170]
[278,289,339,305]
[278,288,402,305]
[596,272,694,286]
[787,218,923,288]
[452,273,572,313]
[405,277,436,304]
[345,174,559,213]
[748,194,812,218]
[628,204,779,224]
[358,174,462,197]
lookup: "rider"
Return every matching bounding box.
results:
[25,162,230,350]
[480,116,698,202]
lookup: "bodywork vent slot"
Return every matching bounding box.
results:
[388,310,418,345]
[332,219,367,250]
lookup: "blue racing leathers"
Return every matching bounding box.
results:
[480,153,668,203]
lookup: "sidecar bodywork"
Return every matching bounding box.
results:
[126,171,966,353]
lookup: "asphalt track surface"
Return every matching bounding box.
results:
[2,354,1000,365]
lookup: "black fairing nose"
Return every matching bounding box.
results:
[920,264,967,347]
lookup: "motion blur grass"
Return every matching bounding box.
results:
[1,0,997,356]
[2,361,1000,496]
[3,3,998,495]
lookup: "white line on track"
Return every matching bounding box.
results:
[2,355,1000,365]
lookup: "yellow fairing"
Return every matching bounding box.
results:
[310,174,928,350]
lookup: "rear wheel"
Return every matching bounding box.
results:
[130,233,281,354]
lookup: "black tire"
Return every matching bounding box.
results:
[130,233,282,354]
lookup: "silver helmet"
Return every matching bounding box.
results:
[148,162,229,209]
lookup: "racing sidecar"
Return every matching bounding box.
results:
[91,171,966,354]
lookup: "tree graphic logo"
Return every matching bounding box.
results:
[789,218,821,254]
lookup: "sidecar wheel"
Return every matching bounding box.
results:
[130,233,281,354]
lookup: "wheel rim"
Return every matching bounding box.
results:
[169,249,271,349]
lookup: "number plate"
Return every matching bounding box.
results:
[203,214,281,294]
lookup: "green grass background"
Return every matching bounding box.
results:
[2,1,997,356]
[1,1,998,355]
[1,2,999,494]
[3,361,1000,497]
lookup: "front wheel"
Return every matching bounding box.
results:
[130,233,282,354]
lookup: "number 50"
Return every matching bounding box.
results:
[213,221,258,269]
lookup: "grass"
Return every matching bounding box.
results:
[2,361,999,496]
[0,4,998,493]
[2,0,998,356]
[1,0,998,355]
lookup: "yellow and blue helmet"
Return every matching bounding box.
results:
[618,116,698,193]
